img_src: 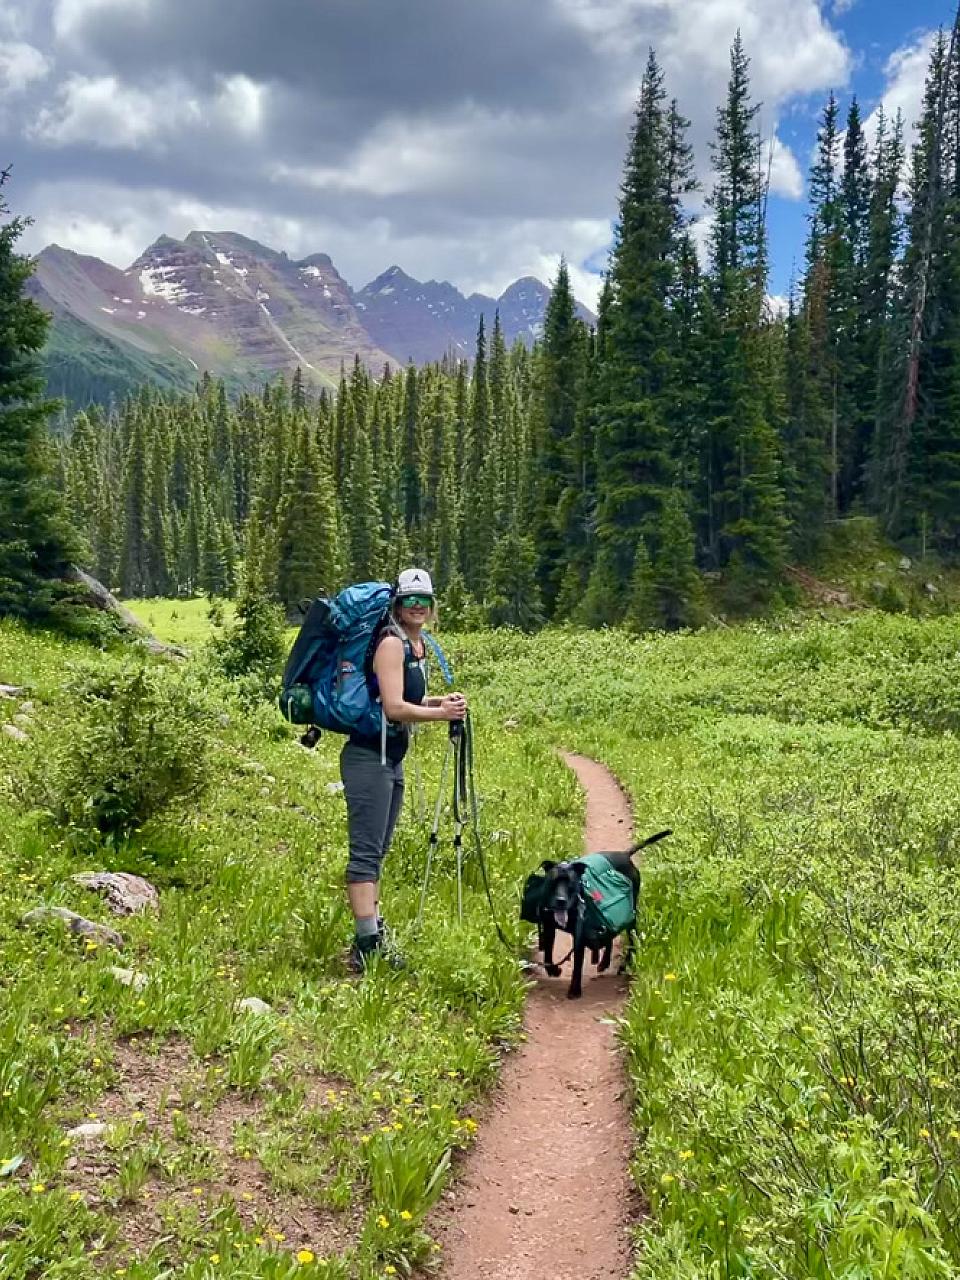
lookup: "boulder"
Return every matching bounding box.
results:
[108,966,149,991]
[71,872,159,916]
[237,996,272,1016]
[22,907,123,949]
[2,724,28,743]
[67,1122,108,1141]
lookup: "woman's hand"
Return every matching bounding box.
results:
[439,692,467,721]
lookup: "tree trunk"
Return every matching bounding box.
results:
[63,568,188,659]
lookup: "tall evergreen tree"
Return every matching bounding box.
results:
[0,173,79,617]
[591,50,679,611]
[532,260,584,616]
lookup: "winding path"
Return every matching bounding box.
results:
[434,752,639,1280]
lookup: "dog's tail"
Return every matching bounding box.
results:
[627,829,672,858]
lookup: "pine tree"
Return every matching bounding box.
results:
[591,50,679,602]
[701,35,787,596]
[462,317,491,590]
[622,538,657,633]
[0,173,80,617]
[118,407,152,596]
[484,525,544,631]
[277,419,342,605]
[399,362,422,537]
[652,488,705,629]
[532,260,584,616]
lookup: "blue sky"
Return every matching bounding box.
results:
[0,0,952,308]
[766,0,946,298]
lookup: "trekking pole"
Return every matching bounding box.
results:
[415,728,456,927]
[450,719,467,922]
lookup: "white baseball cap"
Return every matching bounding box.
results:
[396,567,434,597]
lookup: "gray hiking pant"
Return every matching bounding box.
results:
[340,741,405,883]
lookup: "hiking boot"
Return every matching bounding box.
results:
[346,932,381,974]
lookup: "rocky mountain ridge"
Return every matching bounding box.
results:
[28,231,596,407]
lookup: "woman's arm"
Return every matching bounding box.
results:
[373,636,466,723]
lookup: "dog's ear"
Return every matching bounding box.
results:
[540,859,558,872]
[571,860,588,876]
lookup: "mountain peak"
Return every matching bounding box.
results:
[32,227,596,405]
[185,230,284,262]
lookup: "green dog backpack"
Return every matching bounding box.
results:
[520,853,636,946]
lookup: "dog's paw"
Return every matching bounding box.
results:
[545,963,562,978]
[567,987,582,1000]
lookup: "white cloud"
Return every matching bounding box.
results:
[53,0,152,40]
[30,71,269,149]
[865,32,936,157]
[0,42,50,95]
[559,0,850,105]
[768,134,804,200]
[31,74,200,148]
[216,74,265,135]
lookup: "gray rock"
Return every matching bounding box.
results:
[18,701,34,713]
[240,760,268,775]
[108,966,149,991]
[12,714,32,727]
[217,713,231,728]
[325,781,344,795]
[924,581,939,596]
[899,555,912,570]
[2,724,28,743]
[22,907,123,949]
[67,1122,108,1141]
[0,685,24,699]
[237,996,272,1016]
[71,872,159,916]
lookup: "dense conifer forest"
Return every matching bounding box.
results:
[46,24,960,629]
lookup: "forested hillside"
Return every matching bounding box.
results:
[55,26,960,627]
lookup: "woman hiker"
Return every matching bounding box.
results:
[342,567,467,972]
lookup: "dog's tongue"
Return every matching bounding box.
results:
[553,908,568,928]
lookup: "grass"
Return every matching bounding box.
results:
[453,613,960,1278]
[0,604,580,1278]
[4,598,960,1277]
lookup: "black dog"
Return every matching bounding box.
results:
[538,830,671,999]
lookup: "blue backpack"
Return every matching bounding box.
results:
[278,581,451,738]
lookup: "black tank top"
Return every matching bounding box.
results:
[349,635,426,763]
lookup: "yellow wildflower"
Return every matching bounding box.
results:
[210,1255,220,1266]
[377,1214,390,1229]
[920,1128,931,1138]
[400,1210,413,1221]
[297,1250,316,1264]
[31,1183,45,1194]
[679,1149,694,1160]
[664,973,677,982]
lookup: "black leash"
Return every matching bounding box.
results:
[452,712,515,952]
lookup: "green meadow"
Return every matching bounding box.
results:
[3,602,960,1277]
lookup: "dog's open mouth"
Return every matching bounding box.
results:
[553,907,569,928]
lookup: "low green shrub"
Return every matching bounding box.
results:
[23,658,216,841]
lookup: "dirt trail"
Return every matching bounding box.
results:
[434,752,638,1280]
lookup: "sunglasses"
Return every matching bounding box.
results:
[399,594,433,609]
